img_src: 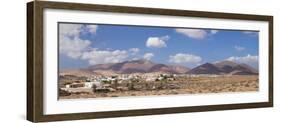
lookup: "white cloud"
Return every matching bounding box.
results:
[86,25,98,34]
[243,31,258,34]
[59,23,98,59]
[146,36,169,48]
[234,45,245,51]
[175,29,219,39]
[59,23,82,37]
[59,36,91,59]
[129,48,140,55]
[211,30,219,34]
[226,54,258,68]
[132,57,140,61]
[169,53,202,64]
[175,28,208,39]
[81,49,129,65]
[242,31,258,36]
[143,53,154,60]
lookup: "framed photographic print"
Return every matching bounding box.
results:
[27,1,273,122]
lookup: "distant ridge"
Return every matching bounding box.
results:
[86,59,190,74]
[187,60,258,75]
[60,60,258,75]
[187,63,221,74]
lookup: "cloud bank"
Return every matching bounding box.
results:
[81,49,129,65]
[175,29,219,40]
[143,53,154,60]
[226,54,258,69]
[59,23,98,59]
[169,53,202,65]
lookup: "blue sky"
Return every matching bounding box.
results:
[59,23,259,69]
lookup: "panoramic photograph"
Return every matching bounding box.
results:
[58,22,259,99]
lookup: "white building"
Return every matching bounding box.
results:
[84,81,102,88]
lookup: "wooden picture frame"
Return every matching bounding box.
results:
[27,1,273,122]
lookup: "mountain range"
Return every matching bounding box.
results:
[188,61,258,75]
[86,59,190,74]
[60,59,258,75]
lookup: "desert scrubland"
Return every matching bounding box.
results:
[59,74,258,99]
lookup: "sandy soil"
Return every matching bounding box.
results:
[59,75,258,99]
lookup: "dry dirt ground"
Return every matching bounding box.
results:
[60,75,258,99]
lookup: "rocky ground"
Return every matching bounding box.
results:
[59,75,258,99]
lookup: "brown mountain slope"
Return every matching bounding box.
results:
[187,63,221,74]
[61,60,257,75]
[86,59,190,74]
[187,61,258,75]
